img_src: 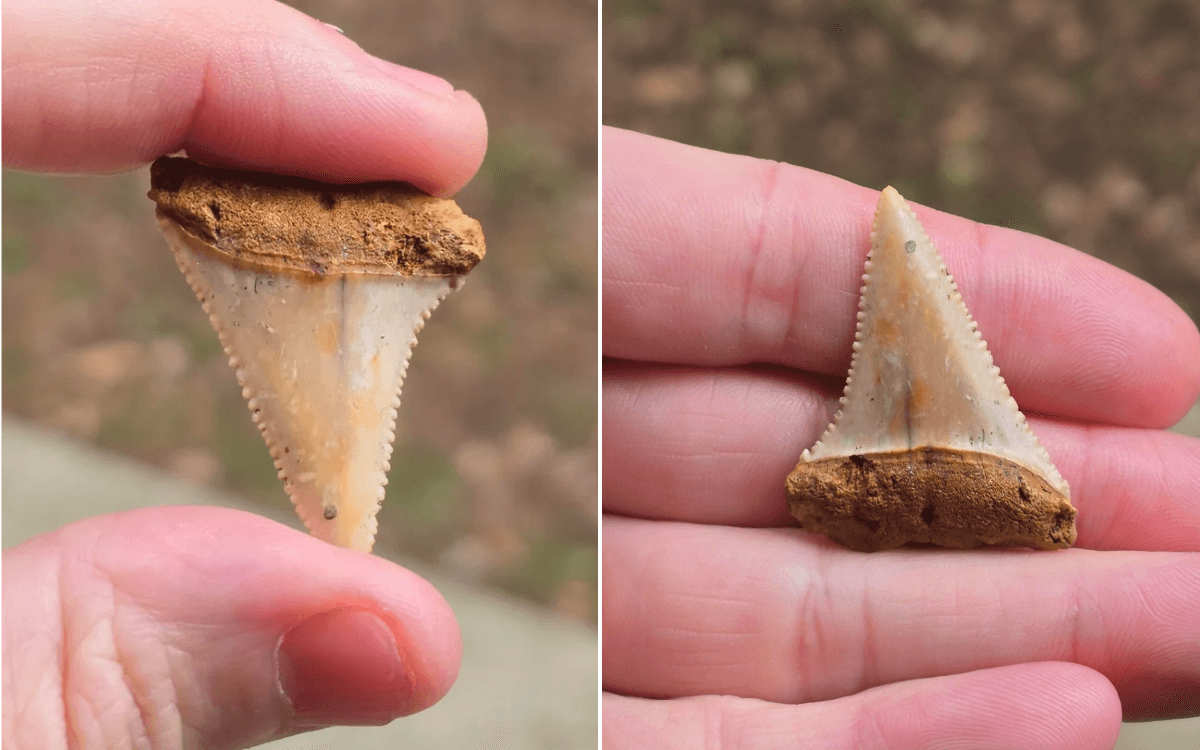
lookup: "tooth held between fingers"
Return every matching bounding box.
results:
[149,157,485,553]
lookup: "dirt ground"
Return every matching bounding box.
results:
[604,0,1200,326]
[3,0,598,622]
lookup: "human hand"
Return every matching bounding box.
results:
[2,1,486,748]
[4,509,460,748]
[602,126,1200,748]
[2,0,486,195]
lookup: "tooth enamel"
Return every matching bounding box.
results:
[786,187,1075,552]
[149,158,485,553]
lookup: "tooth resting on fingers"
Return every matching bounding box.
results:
[786,187,1075,552]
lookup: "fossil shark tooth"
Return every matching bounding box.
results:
[148,157,485,553]
[786,186,1075,552]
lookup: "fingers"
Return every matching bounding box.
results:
[602,515,1200,720]
[2,0,487,195]
[1,506,460,749]
[604,662,1121,750]
[602,362,828,527]
[602,127,1200,428]
[603,363,1200,551]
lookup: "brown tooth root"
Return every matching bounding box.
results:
[787,450,1076,553]
[786,187,1074,552]
[149,157,485,553]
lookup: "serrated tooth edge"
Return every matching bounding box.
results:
[168,229,462,550]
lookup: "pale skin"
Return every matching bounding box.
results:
[603,126,1200,749]
[3,0,487,748]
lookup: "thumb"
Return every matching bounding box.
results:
[2,506,461,750]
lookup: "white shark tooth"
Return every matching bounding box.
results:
[786,186,1075,552]
[148,157,485,553]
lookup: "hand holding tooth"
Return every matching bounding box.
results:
[603,126,1200,749]
[3,0,489,745]
[149,157,486,552]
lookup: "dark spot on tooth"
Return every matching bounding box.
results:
[323,506,337,520]
[318,193,337,210]
[905,240,916,253]
[853,512,881,532]
[208,201,221,220]
[411,235,433,255]
[149,158,189,192]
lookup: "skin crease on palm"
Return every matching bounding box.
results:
[602,126,1200,750]
[1,0,487,748]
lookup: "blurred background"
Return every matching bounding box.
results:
[605,0,1200,326]
[604,0,1198,746]
[4,0,597,624]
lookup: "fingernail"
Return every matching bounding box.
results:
[278,608,417,727]
[367,55,457,97]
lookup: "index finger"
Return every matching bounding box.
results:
[602,127,1200,428]
[2,0,487,196]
